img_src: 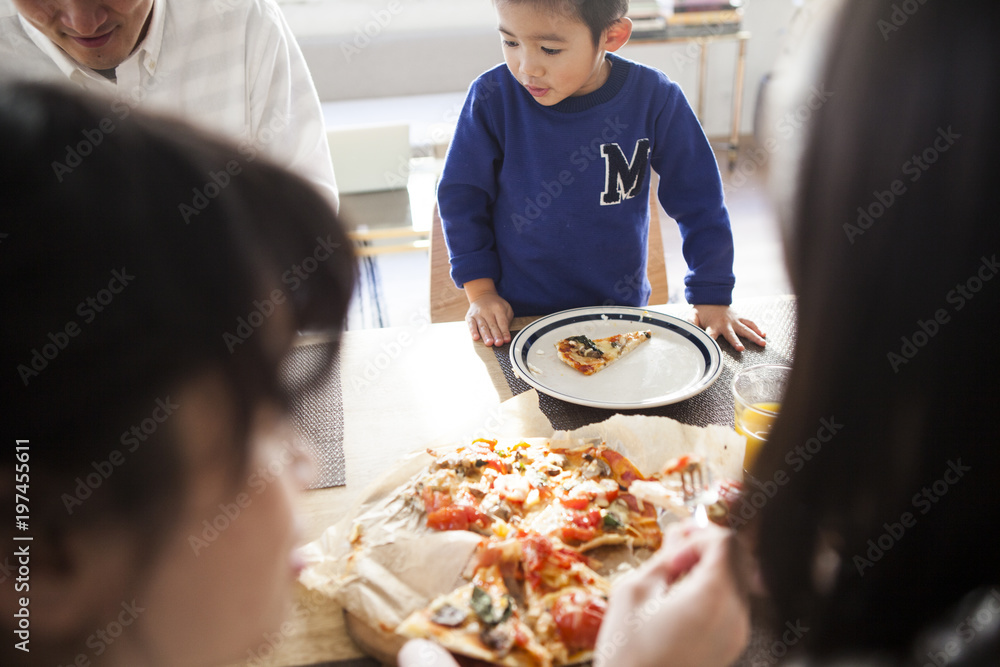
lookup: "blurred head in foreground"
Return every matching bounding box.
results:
[753,0,1000,660]
[0,81,355,665]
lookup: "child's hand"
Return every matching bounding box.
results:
[466,294,513,346]
[463,279,513,347]
[690,304,766,352]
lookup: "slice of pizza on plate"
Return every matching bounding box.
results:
[555,331,651,376]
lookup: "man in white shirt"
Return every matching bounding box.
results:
[0,0,339,211]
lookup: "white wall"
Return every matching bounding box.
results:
[284,0,799,136]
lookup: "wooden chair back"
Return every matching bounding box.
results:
[429,202,471,323]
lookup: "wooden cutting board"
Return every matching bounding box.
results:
[344,611,525,667]
[343,610,404,665]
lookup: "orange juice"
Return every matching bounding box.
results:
[734,401,780,472]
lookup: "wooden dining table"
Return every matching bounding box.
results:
[225,295,797,667]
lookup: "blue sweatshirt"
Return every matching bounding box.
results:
[438,53,735,316]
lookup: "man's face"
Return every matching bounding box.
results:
[14,0,154,71]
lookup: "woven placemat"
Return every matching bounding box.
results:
[280,342,346,489]
[493,297,797,432]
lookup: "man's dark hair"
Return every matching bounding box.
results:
[496,0,630,44]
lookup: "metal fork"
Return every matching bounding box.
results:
[678,458,712,527]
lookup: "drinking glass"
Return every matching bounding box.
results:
[732,364,791,473]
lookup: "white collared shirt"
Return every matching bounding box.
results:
[0,0,338,211]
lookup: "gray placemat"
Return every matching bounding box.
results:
[493,297,797,432]
[280,342,346,489]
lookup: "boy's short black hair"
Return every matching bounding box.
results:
[496,0,630,45]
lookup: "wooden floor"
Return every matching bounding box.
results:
[348,141,790,330]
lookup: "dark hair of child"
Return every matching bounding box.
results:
[494,0,630,45]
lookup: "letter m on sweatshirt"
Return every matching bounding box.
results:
[600,138,650,205]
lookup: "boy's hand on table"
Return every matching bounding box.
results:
[463,278,513,347]
[690,304,766,352]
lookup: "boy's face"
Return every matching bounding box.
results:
[496,2,609,106]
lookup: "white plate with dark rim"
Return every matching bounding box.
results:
[509,306,723,409]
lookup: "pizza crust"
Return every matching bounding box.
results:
[398,564,553,667]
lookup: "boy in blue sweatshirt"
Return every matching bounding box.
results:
[438,0,765,350]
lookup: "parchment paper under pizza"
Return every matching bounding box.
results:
[298,391,745,666]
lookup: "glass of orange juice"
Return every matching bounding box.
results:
[732,364,791,474]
